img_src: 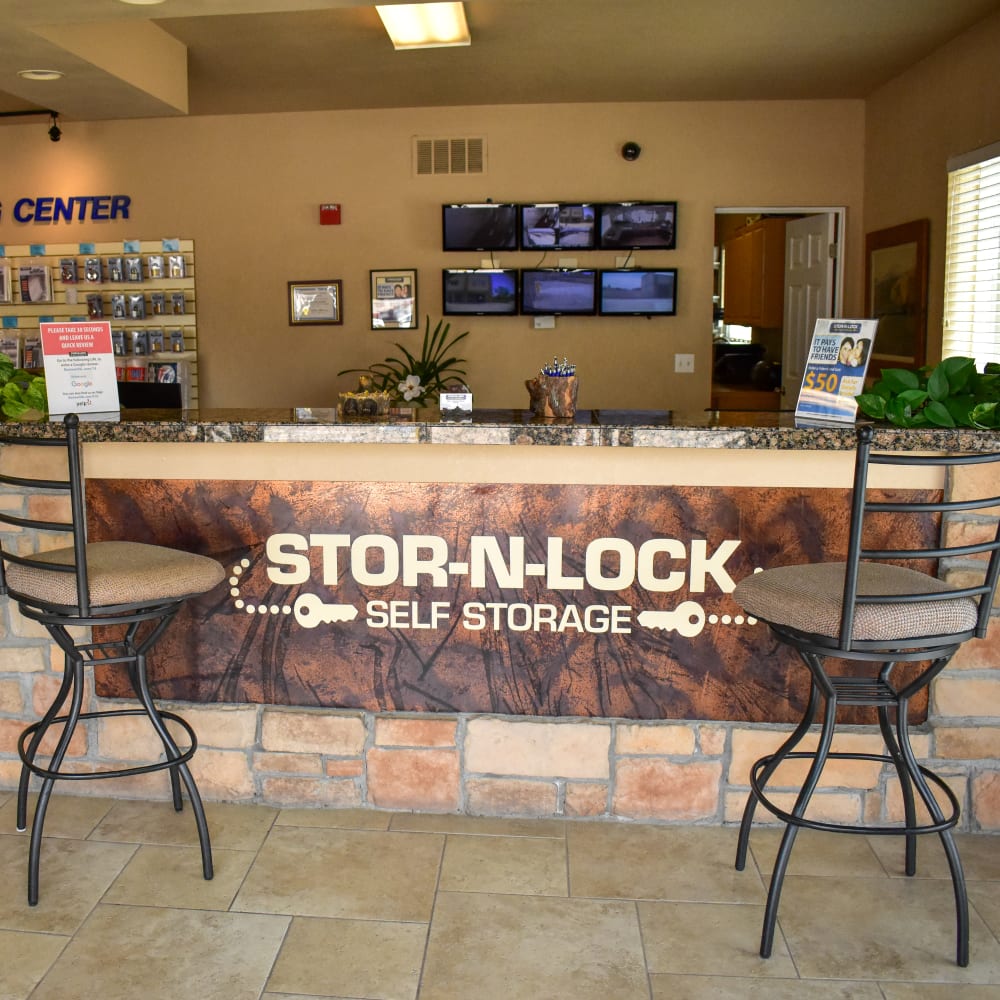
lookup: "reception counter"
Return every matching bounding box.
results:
[2,408,998,828]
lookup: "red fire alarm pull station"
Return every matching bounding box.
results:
[320,203,342,225]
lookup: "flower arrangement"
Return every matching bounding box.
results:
[339,316,469,406]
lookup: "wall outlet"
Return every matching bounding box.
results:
[674,353,695,373]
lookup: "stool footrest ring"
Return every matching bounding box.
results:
[749,750,961,836]
[17,708,198,782]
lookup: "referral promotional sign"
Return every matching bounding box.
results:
[40,321,120,419]
[795,318,878,423]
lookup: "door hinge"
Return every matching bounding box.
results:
[829,242,839,259]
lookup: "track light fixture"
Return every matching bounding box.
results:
[0,108,63,142]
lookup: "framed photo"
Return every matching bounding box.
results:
[289,280,343,326]
[864,219,929,373]
[370,268,417,330]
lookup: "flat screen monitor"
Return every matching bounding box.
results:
[520,269,597,316]
[442,203,519,252]
[599,268,677,316]
[442,269,519,315]
[520,203,597,250]
[596,201,677,250]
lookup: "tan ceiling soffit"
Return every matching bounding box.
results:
[30,20,188,114]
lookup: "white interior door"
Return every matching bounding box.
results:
[782,214,836,403]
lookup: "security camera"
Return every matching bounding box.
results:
[621,141,641,161]
[48,123,61,142]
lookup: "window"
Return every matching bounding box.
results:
[943,141,1000,365]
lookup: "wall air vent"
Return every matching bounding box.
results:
[413,136,486,176]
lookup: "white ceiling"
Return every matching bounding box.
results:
[1,0,999,123]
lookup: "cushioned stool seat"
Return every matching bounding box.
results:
[731,424,1000,969]
[0,414,225,906]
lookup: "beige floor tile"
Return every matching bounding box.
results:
[103,844,257,909]
[777,873,1000,982]
[0,928,69,999]
[233,826,442,921]
[969,881,1000,939]
[389,812,565,838]
[649,974,884,998]
[276,806,392,830]
[267,915,426,1000]
[880,984,1000,998]
[420,891,648,1000]
[568,823,765,903]
[439,834,568,896]
[748,826,887,878]
[868,833,1000,881]
[639,900,797,978]
[0,794,114,840]
[0,835,135,934]
[89,799,277,850]
[30,903,289,1000]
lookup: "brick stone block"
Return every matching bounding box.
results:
[34,672,93,717]
[883,772,966,825]
[181,704,259,749]
[729,728,886,789]
[933,675,1000,718]
[466,717,610,779]
[465,776,558,817]
[189,747,255,800]
[698,725,727,755]
[6,606,51,640]
[564,782,608,817]
[0,447,66,482]
[613,758,721,821]
[261,708,365,755]
[615,722,695,756]
[723,789,862,826]
[325,758,365,778]
[933,726,1000,759]
[943,518,996,560]
[374,715,457,747]
[98,713,174,761]
[253,751,324,775]
[948,464,1000,515]
[367,746,459,811]
[26,495,72,524]
[0,679,24,714]
[949,617,1000,670]
[0,646,48,673]
[0,715,88,758]
[260,775,362,808]
[971,770,1000,830]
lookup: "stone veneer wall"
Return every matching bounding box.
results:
[1,464,998,831]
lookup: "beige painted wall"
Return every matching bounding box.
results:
[864,8,1000,364]
[1,99,864,410]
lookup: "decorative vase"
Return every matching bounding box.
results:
[526,373,578,418]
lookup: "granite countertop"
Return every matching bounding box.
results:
[5,407,1000,451]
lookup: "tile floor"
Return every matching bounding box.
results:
[0,790,998,999]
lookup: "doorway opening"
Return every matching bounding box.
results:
[713,207,845,410]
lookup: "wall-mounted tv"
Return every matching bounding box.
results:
[599,268,677,316]
[596,201,677,250]
[442,203,519,252]
[442,269,519,315]
[520,203,597,250]
[520,268,597,316]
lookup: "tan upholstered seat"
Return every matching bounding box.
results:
[6,540,226,609]
[734,561,977,642]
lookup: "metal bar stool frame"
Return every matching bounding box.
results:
[0,414,221,905]
[733,424,1000,968]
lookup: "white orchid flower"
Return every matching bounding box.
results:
[399,374,423,401]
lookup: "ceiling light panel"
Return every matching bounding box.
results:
[376,3,471,50]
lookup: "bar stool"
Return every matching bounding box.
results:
[0,413,226,904]
[732,424,1000,967]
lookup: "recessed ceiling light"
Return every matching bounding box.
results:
[376,3,470,50]
[17,69,64,81]
[117,0,167,5]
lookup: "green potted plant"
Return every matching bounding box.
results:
[339,316,469,406]
[0,356,47,420]
[856,356,1000,428]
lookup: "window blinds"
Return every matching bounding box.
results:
[943,142,1000,365]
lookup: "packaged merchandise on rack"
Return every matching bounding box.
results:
[60,258,78,284]
[84,257,103,282]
